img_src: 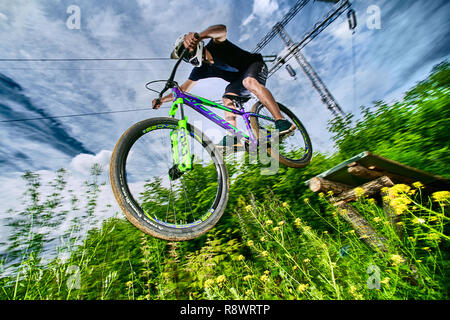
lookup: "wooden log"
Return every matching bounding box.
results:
[333,176,394,204]
[309,177,352,195]
[336,203,387,252]
[348,164,385,180]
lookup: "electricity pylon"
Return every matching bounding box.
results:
[253,0,351,117]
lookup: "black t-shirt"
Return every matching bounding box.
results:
[188,39,263,82]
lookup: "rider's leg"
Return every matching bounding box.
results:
[242,76,283,121]
[222,92,238,128]
[217,92,241,147]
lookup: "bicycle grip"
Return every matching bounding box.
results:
[153,98,161,109]
[194,32,200,40]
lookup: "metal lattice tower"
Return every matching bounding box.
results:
[275,24,345,117]
[253,0,351,117]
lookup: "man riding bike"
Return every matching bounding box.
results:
[152,24,295,148]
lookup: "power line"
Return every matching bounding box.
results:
[0,57,172,62]
[0,107,169,123]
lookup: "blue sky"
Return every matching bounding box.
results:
[0,0,449,255]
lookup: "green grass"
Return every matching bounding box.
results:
[0,61,448,300]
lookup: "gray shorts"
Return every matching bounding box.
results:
[224,61,268,96]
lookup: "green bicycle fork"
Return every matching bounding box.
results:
[168,98,193,180]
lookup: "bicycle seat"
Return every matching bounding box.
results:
[223,94,252,105]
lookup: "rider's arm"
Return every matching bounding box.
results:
[199,24,227,42]
[184,25,227,50]
[152,80,197,109]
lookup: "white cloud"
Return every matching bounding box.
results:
[0,12,8,22]
[70,150,112,176]
[241,0,279,28]
[252,0,279,18]
[86,8,123,38]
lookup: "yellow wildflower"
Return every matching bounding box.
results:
[126,281,133,288]
[427,233,440,241]
[216,275,226,284]
[327,190,334,196]
[432,191,450,203]
[294,218,301,228]
[354,187,365,198]
[261,251,268,257]
[297,283,309,294]
[237,255,245,261]
[368,198,376,205]
[380,277,390,285]
[260,274,269,282]
[243,275,253,281]
[278,220,285,226]
[264,270,270,275]
[390,254,405,266]
[390,196,412,215]
[303,198,309,204]
[282,202,289,208]
[318,192,325,198]
[245,205,252,212]
[204,279,215,288]
[260,236,266,242]
[389,184,411,196]
[412,181,424,189]
[265,220,273,226]
[303,258,310,263]
[292,265,298,271]
[273,226,280,232]
[247,240,254,247]
[373,217,382,223]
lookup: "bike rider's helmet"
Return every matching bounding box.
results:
[170,34,204,67]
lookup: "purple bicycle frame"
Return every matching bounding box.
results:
[171,87,274,151]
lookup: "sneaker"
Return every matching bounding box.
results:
[275,119,296,135]
[216,135,244,151]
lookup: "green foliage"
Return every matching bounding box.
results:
[328,61,450,178]
[0,61,448,300]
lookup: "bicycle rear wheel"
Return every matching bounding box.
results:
[110,117,229,241]
[250,101,312,168]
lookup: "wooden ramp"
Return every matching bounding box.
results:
[306,151,449,251]
[306,151,450,191]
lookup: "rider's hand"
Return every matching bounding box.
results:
[184,32,200,52]
[152,98,162,110]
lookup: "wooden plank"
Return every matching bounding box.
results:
[305,151,449,190]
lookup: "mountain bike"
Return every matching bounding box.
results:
[110,49,312,241]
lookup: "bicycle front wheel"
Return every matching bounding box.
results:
[110,117,229,241]
[250,101,313,168]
